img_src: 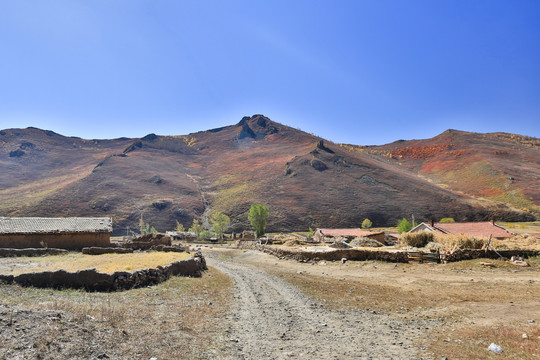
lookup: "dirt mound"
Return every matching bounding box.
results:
[349,237,385,248]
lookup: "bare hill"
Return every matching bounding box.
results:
[0,116,535,234]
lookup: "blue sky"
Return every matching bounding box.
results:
[1,1,539,145]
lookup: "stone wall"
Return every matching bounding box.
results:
[442,249,540,262]
[237,241,409,263]
[0,253,207,291]
[0,248,68,257]
[0,232,110,250]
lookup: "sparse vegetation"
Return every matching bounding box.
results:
[248,204,269,238]
[361,218,373,229]
[138,215,157,235]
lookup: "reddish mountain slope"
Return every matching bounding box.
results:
[0,117,535,234]
[361,129,540,216]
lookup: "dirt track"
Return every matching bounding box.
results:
[208,251,435,359]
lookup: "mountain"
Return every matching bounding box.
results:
[0,116,536,235]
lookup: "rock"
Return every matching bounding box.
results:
[522,333,528,339]
[341,258,347,264]
[511,256,530,267]
[9,149,25,157]
[310,159,328,171]
[487,343,503,353]
[528,319,535,323]
[480,262,496,268]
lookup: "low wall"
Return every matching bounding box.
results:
[0,232,110,250]
[237,241,409,263]
[0,253,207,291]
[0,248,68,257]
[82,247,134,255]
[442,249,540,262]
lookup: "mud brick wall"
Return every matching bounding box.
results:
[442,249,540,262]
[0,254,207,291]
[0,232,110,250]
[0,248,68,257]
[237,241,409,263]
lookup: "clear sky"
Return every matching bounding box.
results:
[1,1,539,145]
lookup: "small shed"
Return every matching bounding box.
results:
[0,217,112,250]
[313,228,386,243]
[409,220,514,240]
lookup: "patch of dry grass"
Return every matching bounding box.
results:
[0,266,233,359]
[0,251,191,276]
[428,325,540,360]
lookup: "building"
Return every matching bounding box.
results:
[409,220,514,239]
[313,228,386,243]
[0,217,112,249]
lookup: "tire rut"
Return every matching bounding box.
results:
[208,254,433,359]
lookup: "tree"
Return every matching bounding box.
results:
[439,217,455,223]
[189,219,203,238]
[361,218,373,229]
[397,218,413,234]
[139,215,151,235]
[211,211,230,240]
[175,220,185,233]
[248,204,269,238]
[150,226,158,234]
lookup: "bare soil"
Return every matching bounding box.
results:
[208,249,436,359]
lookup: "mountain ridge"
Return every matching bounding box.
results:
[1,115,537,234]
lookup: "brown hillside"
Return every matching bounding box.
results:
[361,129,540,216]
[0,118,535,235]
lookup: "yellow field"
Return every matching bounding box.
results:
[0,251,191,276]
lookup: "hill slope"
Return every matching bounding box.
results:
[0,116,536,234]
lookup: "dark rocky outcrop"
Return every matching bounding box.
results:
[9,149,25,158]
[310,159,328,171]
[152,200,171,210]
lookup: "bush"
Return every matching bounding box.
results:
[440,217,455,223]
[397,218,413,234]
[361,218,373,229]
[401,231,434,248]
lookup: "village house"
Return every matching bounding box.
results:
[313,228,386,243]
[0,217,112,250]
[409,220,514,239]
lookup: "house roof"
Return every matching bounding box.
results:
[0,217,113,234]
[411,221,514,238]
[316,228,384,237]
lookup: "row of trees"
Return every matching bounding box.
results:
[171,203,270,239]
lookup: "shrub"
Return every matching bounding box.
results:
[440,217,455,223]
[361,218,373,229]
[401,231,434,248]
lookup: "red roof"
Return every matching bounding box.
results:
[316,228,384,237]
[431,222,514,238]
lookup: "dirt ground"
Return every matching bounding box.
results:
[206,246,540,359]
[1,246,539,359]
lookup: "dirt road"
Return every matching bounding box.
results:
[207,251,434,359]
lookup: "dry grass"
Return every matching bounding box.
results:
[433,233,486,250]
[0,266,233,359]
[492,235,540,251]
[0,251,191,276]
[264,256,540,359]
[429,325,540,360]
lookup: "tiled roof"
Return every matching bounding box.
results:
[317,228,384,237]
[431,221,514,238]
[0,217,112,234]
